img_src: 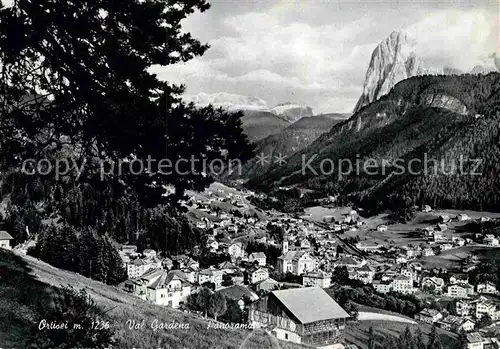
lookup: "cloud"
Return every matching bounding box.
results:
[154,10,376,113]
[407,8,498,71]
[153,1,497,113]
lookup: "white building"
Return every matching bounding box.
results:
[249,287,349,347]
[473,297,498,320]
[373,280,392,294]
[456,299,473,317]
[121,244,139,257]
[142,249,157,259]
[302,271,331,288]
[125,269,191,309]
[352,265,375,284]
[423,248,435,257]
[355,242,381,253]
[391,275,415,295]
[126,258,158,279]
[0,231,13,250]
[198,267,223,288]
[227,242,244,259]
[206,239,219,253]
[421,277,445,293]
[145,270,191,308]
[457,213,470,221]
[247,267,269,284]
[466,332,485,349]
[484,235,499,246]
[477,281,497,295]
[416,308,443,324]
[248,252,267,266]
[447,283,475,299]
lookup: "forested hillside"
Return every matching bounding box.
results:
[248,73,500,213]
[0,0,252,289]
[232,114,348,179]
[0,171,203,254]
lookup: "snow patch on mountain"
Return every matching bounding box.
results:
[268,102,314,123]
[183,92,268,111]
[183,93,313,123]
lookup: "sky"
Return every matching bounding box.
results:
[3,0,498,113]
[152,0,499,114]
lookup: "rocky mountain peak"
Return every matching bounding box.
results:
[269,103,314,123]
[354,31,442,112]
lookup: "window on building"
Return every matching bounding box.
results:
[284,333,288,340]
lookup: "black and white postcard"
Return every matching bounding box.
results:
[0,0,499,348]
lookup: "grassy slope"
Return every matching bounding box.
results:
[0,249,304,349]
[346,320,457,349]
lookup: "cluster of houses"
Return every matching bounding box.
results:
[3,178,500,349]
[101,192,500,349]
[119,234,352,348]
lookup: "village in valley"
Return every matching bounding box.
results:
[17,181,495,349]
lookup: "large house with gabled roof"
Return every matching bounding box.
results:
[0,231,13,250]
[248,252,267,266]
[125,269,191,309]
[249,287,349,347]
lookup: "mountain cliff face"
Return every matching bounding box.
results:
[249,73,500,213]
[354,31,444,112]
[268,102,314,123]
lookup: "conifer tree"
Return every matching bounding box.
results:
[209,293,227,322]
[427,325,444,349]
[401,326,414,349]
[368,326,376,349]
[414,327,427,349]
[0,0,254,207]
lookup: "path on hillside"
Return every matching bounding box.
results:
[358,311,416,324]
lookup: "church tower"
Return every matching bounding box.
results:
[282,240,289,254]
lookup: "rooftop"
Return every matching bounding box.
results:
[0,231,13,240]
[218,285,259,301]
[467,332,483,344]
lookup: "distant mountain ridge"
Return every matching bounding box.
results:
[240,110,290,142]
[268,102,314,123]
[184,93,313,123]
[232,113,350,179]
[184,92,268,111]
